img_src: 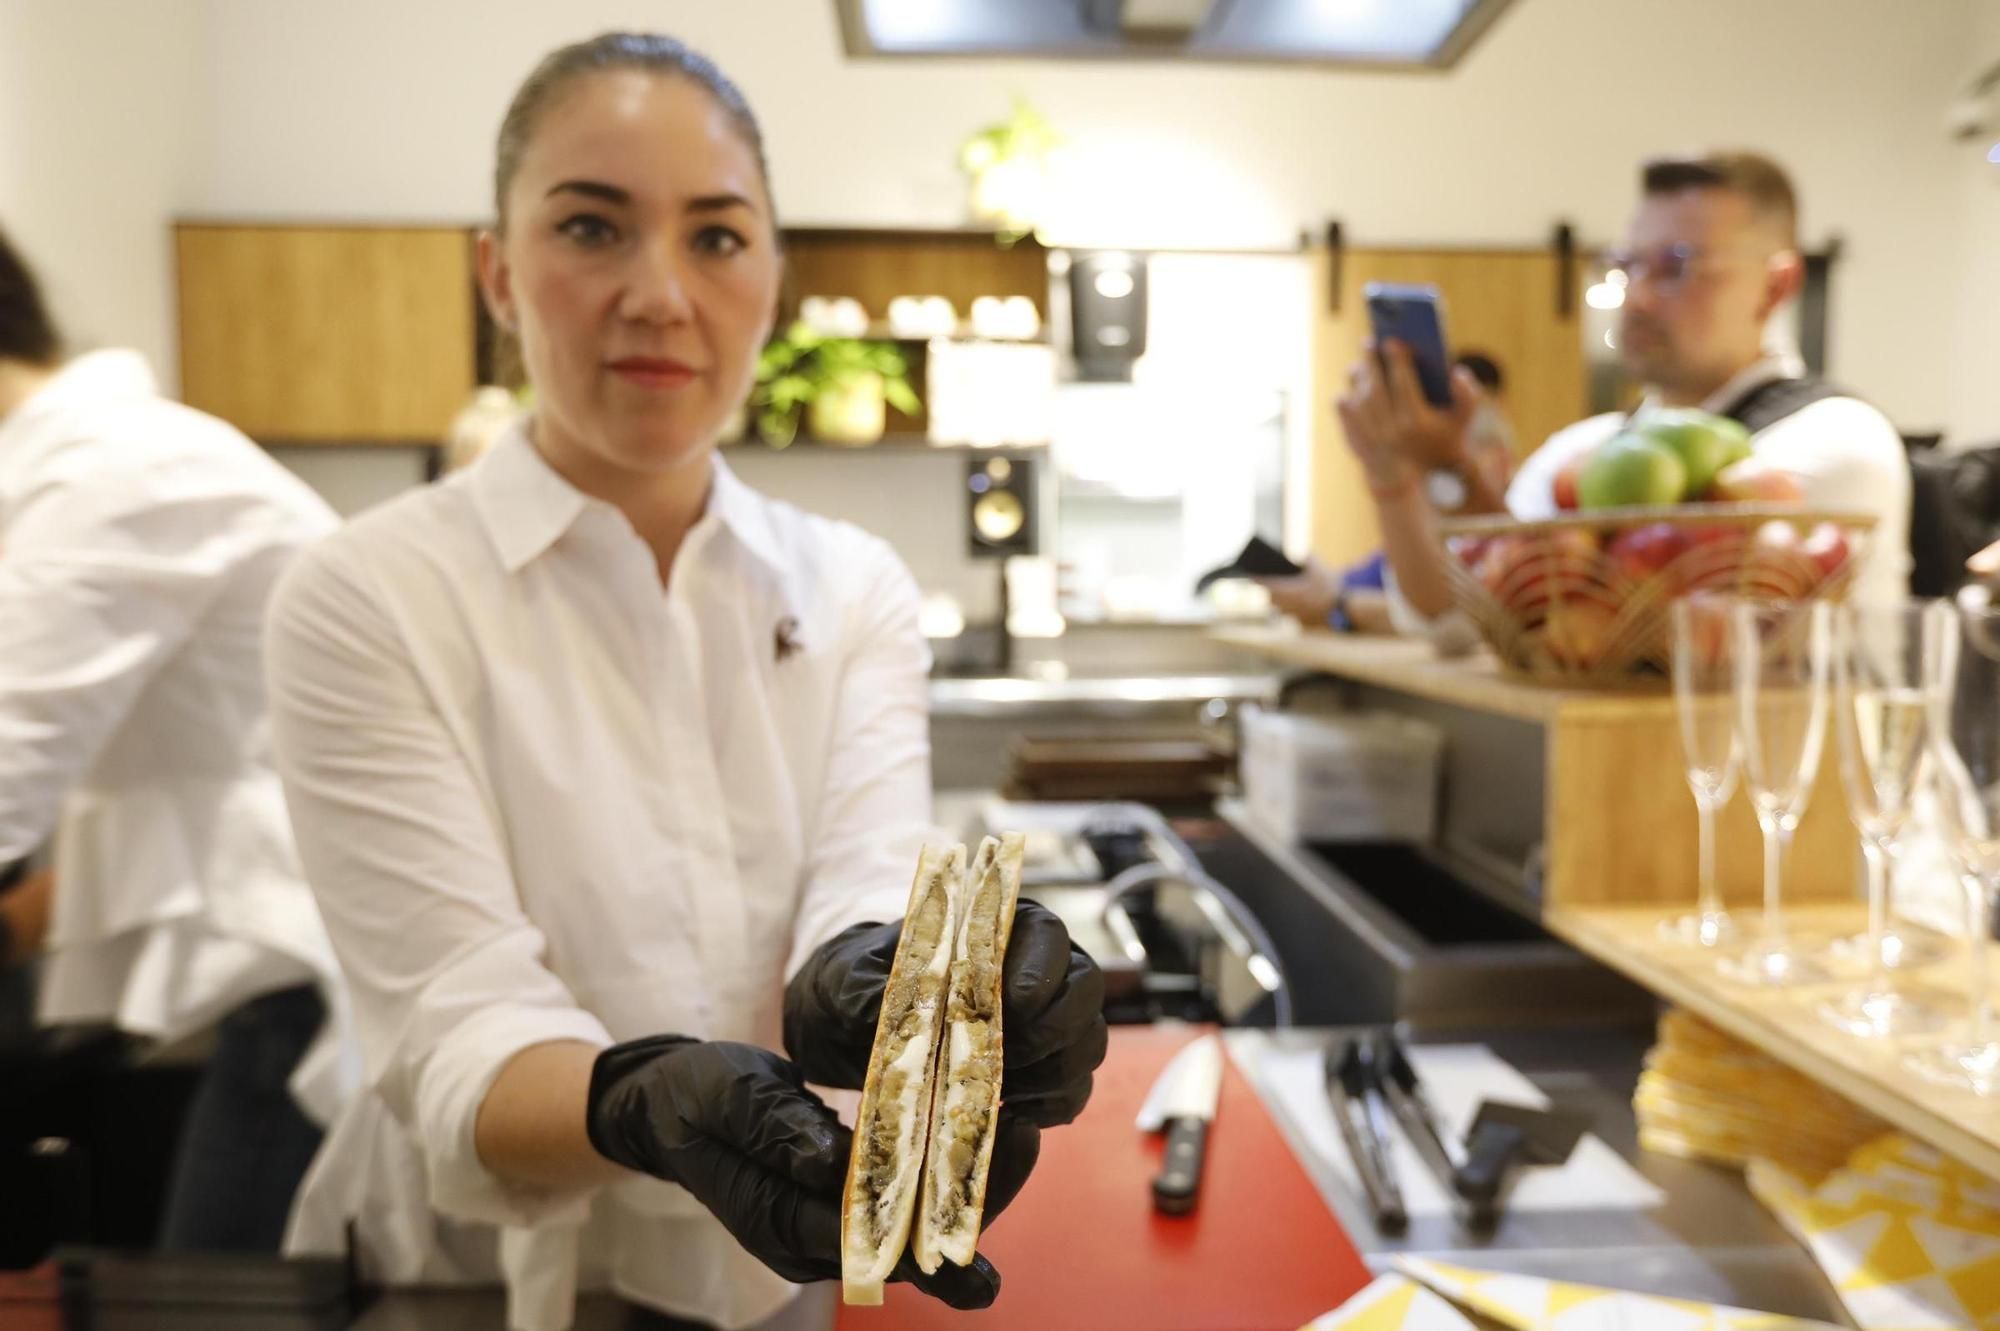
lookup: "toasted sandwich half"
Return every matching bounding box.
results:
[839,844,967,1305]
[912,831,1025,1274]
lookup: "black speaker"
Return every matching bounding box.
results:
[965,455,1037,560]
[1067,250,1147,382]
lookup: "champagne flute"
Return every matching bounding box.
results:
[1908,594,2000,1093]
[1663,595,1740,947]
[1721,598,1833,987]
[1820,601,1951,1037]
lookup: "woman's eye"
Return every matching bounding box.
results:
[694,226,748,257]
[556,214,618,247]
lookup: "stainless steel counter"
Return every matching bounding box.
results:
[928,672,1276,719]
[927,673,1276,790]
[1234,1026,1849,1323]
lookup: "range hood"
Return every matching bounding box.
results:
[835,0,1516,69]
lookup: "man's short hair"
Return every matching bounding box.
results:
[1641,151,1799,250]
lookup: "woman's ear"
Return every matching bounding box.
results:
[476,230,517,335]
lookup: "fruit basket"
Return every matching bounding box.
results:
[1439,504,1875,686]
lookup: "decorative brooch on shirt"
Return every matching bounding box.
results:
[774,616,804,664]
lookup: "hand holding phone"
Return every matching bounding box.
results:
[1363,282,1453,409]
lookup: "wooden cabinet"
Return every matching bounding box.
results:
[176,224,476,444]
[1308,247,1587,566]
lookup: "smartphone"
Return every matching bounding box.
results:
[1363,282,1453,408]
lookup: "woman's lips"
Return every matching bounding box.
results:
[607,357,699,390]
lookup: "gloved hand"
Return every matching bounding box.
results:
[585,1036,1038,1307]
[784,899,1109,1126]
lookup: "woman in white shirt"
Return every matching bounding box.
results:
[265,33,1104,1331]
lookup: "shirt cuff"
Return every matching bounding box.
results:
[414,1003,614,1229]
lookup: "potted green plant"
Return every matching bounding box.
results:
[751,323,921,447]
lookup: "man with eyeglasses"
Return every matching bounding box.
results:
[1343,151,1911,632]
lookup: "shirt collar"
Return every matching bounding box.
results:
[469,424,788,577]
[0,349,156,444]
[1633,352,1806,420]
[705,453,787,576]
[467,424,591,574]
[1700,352,1805,414]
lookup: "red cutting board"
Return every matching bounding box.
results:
[838,1025,1370,1331]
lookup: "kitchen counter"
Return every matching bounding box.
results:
[335,1026,1843,1328]
[928,671,1276,718]
[5,1031,1842,1328]
[1235,1025,1848,1322]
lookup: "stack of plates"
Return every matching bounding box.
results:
[1636,1009,1888,1182]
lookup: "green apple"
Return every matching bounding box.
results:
[1577,437,1688,510]
[1629,409,1752,500]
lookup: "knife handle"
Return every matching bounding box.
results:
[1152,1116,1208,1215]
[1453,1120,1527,1207]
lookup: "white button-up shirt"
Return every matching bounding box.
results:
[0,350,353,1121]
[266,425,932,1331]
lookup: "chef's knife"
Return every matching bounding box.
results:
[1137,1033,1223,1215]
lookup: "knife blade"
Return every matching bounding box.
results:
[1142,1034,1222,1215]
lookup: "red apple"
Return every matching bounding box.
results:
[1677,522,1753,591]
[1607,521,1691,582]
[1473,536,1523,598]
[1744,520,1813,597]
[1547,527,1602,558]
[1553,456,1586,512]
[1754,519,1800,549]
[1497,529,1601,614]
[1708,457,1806,504]
[1801,522,1852,581]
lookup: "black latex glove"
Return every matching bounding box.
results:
[784,898,1109,1126]
[585,1035,1030,1308]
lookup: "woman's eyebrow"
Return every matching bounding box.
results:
[545,179,630,205]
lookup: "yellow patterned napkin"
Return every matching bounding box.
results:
[1638,1009,1888,1182]
[1298,1274,1488,1330]
[1298,1259,1842,1330]
[1751,1133,2000,1329]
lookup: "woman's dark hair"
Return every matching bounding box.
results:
[0,226,61,365]
[493,32,771,230]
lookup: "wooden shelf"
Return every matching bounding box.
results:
[843,322,1049,345]
[1209,627,1666,725]
[1546,903,2000,1179]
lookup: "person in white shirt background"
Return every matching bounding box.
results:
[263,33,1105,1331]
[0,224,355,1252]
[1336,151,1911,633]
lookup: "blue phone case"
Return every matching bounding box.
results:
[1364,282,1452,408]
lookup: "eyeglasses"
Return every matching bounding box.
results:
[1600,243,1781,291]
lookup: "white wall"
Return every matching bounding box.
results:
[1947,4,2000,446]
[0,0,205,381]
[2,0,1983,435]
[179,0,1978,431]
